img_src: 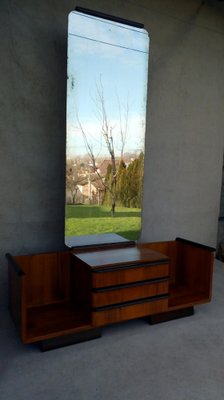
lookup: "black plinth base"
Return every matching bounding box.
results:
[148,307,194,325]
[40,328,102,351]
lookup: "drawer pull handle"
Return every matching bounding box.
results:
[92,293,169,312]
[92,276,169,292]
[93,260,169,273]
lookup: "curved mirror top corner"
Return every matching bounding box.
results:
[65,10,150,247]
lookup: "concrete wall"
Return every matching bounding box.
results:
[140,0,224,245]
[1,0,224,305]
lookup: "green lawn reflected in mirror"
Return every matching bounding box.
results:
[65,10,149,244]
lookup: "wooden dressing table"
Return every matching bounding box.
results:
[7,234,215,350]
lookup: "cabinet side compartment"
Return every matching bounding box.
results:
[139,238,215,311]
[70,255,92,318]
[174,240,215,304]
[7,254,26,341]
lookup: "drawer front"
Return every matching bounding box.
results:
[92,297,168,327]
[92,263,169,289]
[92,279,168,307]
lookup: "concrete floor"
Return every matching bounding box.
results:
[1,259,224,400]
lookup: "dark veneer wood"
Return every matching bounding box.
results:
[40,327,102,351]
[92,297,168,326]
[74,246,169,269]
[148,306,194,324]
[91,263,169,288]
[92,278,169,307]
[7,235,215,350]
[141,239,214,310]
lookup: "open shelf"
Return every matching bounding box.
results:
[168,284,209,309]
[142,238,214,310]
[7,237,215,348]
[26,303,91,342]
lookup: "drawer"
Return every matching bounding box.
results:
[92,263,169,289]
[92,296,168,326]
[92,278,168,307]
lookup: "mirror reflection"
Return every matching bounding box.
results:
[65,10,149,242]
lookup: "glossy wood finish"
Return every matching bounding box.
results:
[72,246,170,327]
[74,246,169,270]
[7,237,215,349]
[91,263,169,288]
[139,241,177,285]
[92,297,168,326]
[92,278,169,307]
[142,238,215,311]
[7,251,92,343]
[26,304,90,343]
[12,252,71,308]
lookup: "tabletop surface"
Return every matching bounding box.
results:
[73,245,169,270]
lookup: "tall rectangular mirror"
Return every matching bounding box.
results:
[65,8,149,244]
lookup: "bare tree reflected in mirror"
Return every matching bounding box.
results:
[65,10,149,242]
